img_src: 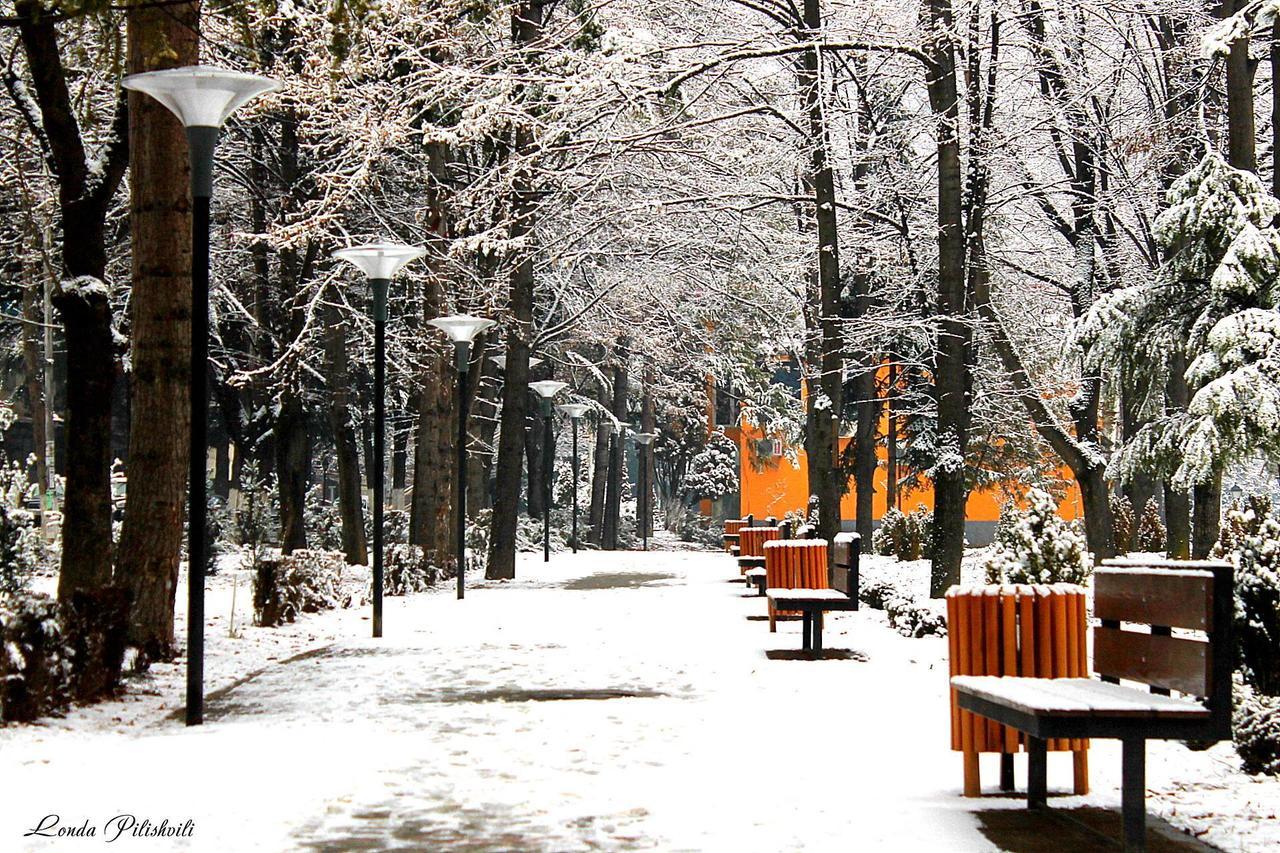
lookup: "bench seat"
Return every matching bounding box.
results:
[745,567,766,596]
[767,588,858,608]
[952,677,1210,721]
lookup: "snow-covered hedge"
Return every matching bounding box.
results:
[984,488,1091,585]
[0,591,73,722]
[253,550,349,627]
[1235,681,1280,776]
[859,577,947,638]
[1213,497,1280,696]
[683,431,738,501]
[872,506,932,561]
[382,544,441,596]
[1111,495,1135,552]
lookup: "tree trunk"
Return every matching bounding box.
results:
[16,0,128,602]
[466,356,501,517]
[602,354,629,549]
[274,398,309,554]
[587,412,610,544]
[924,0,970,596]
[20,233,48,508]
[1192,471,1223,559]
[323,305,367,565]
[115,0,198,659]
[524,403,545,519]
[641,369,656,536]
[797,0,844,547]
[1223,0,1256,172]
[409,274,456,573]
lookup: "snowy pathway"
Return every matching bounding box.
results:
[2,547,1269,850]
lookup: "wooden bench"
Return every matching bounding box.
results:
[951,559,1233,851]
[747,523,813,596]
[736,519,782,578]
[765,531,860,654]
[723,515,750,553]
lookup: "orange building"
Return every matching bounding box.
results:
[705,371,1082,544]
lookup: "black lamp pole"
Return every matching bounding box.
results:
[371,279,389,636]
[543,398,553,562]
[186,128,216,726]
[455,341,470,599]
[571,417,580,552]
[640,444,648,551]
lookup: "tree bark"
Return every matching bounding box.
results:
[797,0,844,548]
[924,0,970,596]
[1192,470,1223,559]
[274,398,309,554]
[115,0,198,659]
[1223,0,1256,172]
[323,304,367,565]
[602,353,629,549]
[15,0,129,602]
[587,398,610,545]
[466,355,501,517]
[409,271,456,573]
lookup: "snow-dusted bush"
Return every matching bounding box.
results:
[872,505,931,561]
[683,431,738,501]
[1137,499,1166,552]
[382,544,441,596]
[984,488,1091,585]
[1235,681,1280,776]
[858,577,947,638]
[1213,499,1280,695]
[0,463,54,594]
[1110,495,1135,552]
[0,591,73,722]
[305,485,345,552]
[673,508,719,548]
[253,549,348,627]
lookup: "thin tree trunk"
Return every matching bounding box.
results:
[324,305,367,565]
[274,398,309,554]
[924,0,969,596]
[1223,0,1256,172]
[587,409,610,544]
[1192,470,1223,559]
[602,352,629,549]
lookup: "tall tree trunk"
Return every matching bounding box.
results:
[16,0,128,602]
[641,367,656,536]
[20,229,48,509]
[1223,0,1256,172]
[274,399,309,554]
[323,305,367,565]
[587,400,610,545]
[924,0,970,596]
[602,352,629,549]
[116,0,198,659]
[466,356,501,517]
[886,361,898,512]
[409,264,455,575]
[798,0,844,547]
[1192,470,1223,558]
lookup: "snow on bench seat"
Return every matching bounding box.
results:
[951,676,1211,720]
[767,589,852,604]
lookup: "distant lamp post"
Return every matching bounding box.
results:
[529,380,569,561]
[556,403,591,553]
[122,65,278,728]
[491,355,543,371]
[335,243,425,635]
[1227,484,1244,508]
[428,314,498,599]
[633,432,658,551]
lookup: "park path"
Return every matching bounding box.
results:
[6,546,1223,851]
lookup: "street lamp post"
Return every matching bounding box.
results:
[633,432,658,551]
[529,380,568,561]
[556,403,590,553]
[335,243,425,637]
[122,65,278,727]
[428,315,498,599]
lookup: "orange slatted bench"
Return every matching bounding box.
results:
[945,584,1089,799]
[952,560,1234,851]
[736,522,781,576]
[764,532,860,654]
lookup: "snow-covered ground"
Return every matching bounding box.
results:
[2,545,1276,851]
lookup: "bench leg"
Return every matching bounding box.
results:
[769,602,777,633]
[963,750,980,797]
[999,753,1014,792]
[1072,748,1089,796]
[1122,738,1146,852]
[801,612,811,650]
[813,610,823,654]
[1027,737,1047,809]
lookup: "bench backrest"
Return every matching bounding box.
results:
[1094,558,1233,738]
[778,520,793,540]
[831,532,861,602]
[795,524,815,539]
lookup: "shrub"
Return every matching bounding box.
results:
[1213,501,1280,695]
[858,576,947,638]
[673,508,719,548]
[0,591,73,722]
[683,431,738,501]
[0,463,53,594]
[305,484,345,552]
[872,505,931,561]
[984,488,1091,585]
[1137,499,1166,552]
[1235,681,1280,776]
[382,544,440,595]
[253,549,348,627]
[1110,495,1134,552]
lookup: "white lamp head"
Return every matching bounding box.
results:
[121,65,278,129]
[491,355,543,371]
[428,314,499,345]
[633,431,658,446]
[557,403,591,419]
[529,380,569,400]
[334,243,426,281]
